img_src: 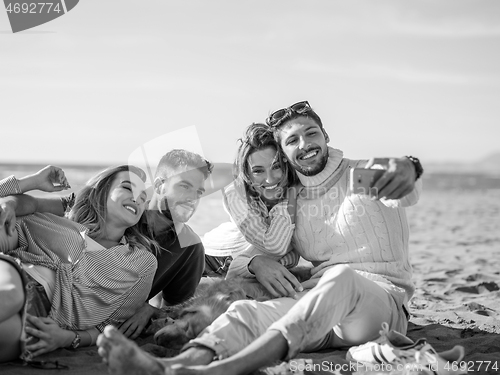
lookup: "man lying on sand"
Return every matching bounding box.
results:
[118,150,214,339]
[97,101,424,375]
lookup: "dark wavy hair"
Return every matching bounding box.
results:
[67,165,160,254]
[234,123,297,205]
[266,102,324,143]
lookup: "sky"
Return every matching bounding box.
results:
[1,0,499,168]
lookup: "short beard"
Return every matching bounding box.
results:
[296,151,329,176]
[159,198,193,224]
[171,204,195,224]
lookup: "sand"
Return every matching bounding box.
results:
[403,189,500,373]
[1,186,499,375]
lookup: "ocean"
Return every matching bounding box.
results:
[1,163,499,237]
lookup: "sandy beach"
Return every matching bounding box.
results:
[1,169,499,375]
[2,0,499,372]
[403,188,500,373]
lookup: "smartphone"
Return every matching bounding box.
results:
[350,168,385,196]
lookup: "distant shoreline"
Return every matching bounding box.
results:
[2,163,499,192]
[0,162,110,170]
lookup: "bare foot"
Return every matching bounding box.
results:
[168,359,245,375]
[168,362,232,375]
[97,325,167,375]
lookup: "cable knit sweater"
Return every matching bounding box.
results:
[229,148,422,303]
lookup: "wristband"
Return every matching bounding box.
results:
[406,156,423,181]
[70,332,81,349]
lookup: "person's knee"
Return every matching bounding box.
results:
[0,314,23,361]
[6,289,24,315]
[0,263,25,316]
[323,264,356,283]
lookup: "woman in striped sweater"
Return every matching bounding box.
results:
[0,165,158,362]
[204,123,304,297]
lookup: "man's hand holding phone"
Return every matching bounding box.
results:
[351,157,418,200]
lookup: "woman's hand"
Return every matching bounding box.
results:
[249,256,303,298]
[300,260,341,290]
[25,315,74,357]
[18,166,71,194]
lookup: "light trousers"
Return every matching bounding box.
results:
[186,265,408,360]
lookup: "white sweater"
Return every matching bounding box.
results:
[229,148,421,303]
[293,148,421,302]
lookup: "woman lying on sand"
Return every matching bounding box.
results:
[0,165,158,362]
[204,123,305,296]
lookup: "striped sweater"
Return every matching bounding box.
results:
[223,182,294,257]
[0,176,157,331]
[219,182,298,267]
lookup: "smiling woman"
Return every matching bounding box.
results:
[107,171,148,221]
[68,166,153,250]
[247,146,284,203]
[203,123,302,292]
[0,165,158,363]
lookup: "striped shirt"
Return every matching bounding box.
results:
[223,182,295,258]
[0,176,157,331]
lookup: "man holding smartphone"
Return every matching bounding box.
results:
[97,101,425,375]
[228,101,423,295]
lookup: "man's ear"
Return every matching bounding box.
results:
[154,177,165,194]
[322,129,330,143]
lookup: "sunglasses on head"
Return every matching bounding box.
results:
[266,101,311,128]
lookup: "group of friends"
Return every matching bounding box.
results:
[0,101,423,375]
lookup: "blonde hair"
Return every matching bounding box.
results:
[67,165,160,255]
